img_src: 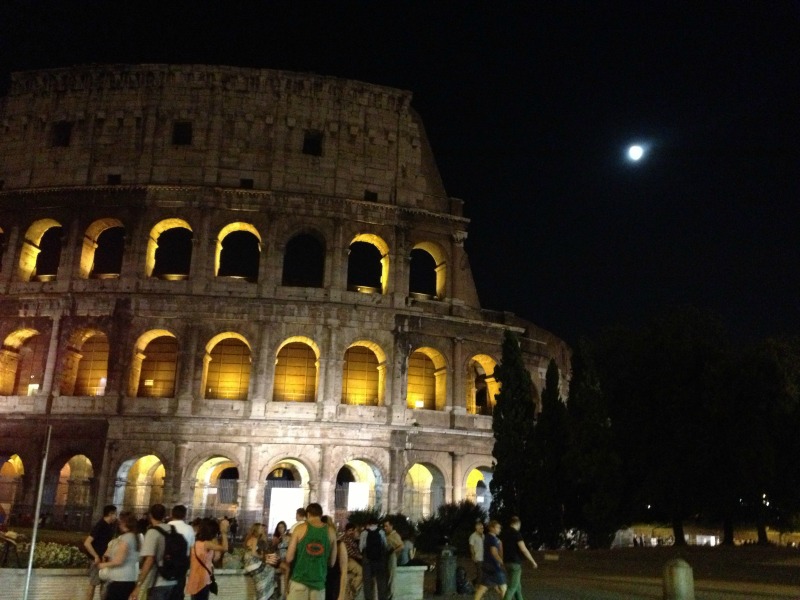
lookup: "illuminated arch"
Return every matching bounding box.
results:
[193,456,240,513]
[410,241,447,300]
[282,230,326,288]
[0,454,25,514]
[466,354,500,416]
[0,329,46,396]
[145,218,193,278]
[334,459,384,520]
[112,455,166,511]
[54,455,94,522]
[263,458,311,531]
[79,218,124,279]
[129,329,178,398]
[465,466,493,514]
[59,329,109,396]
[19,218,63,282]
[273,337,319,403]
[215,222,261,281]
[202,333,252,400]
[341,340,387,406]
[402,463,446,521]
[348,233,390,294]
[407,346,447,411]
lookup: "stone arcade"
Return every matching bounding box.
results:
[0,65,569,529]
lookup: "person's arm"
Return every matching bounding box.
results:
[469,537,476,561]
[337,541,348,600]
[286,523,305,565]
[391,536,403,556]
[83,535,100,563]
[203,520,229,553]
[98,537,128,569]
[516,540,537,569]
[130,555,155,600]
[328,526,338,568]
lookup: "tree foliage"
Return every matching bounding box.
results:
[416,500,487,553]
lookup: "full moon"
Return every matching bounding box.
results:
[627,145,644,161]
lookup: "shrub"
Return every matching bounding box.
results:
[416,501,487,554]
[11,541,88,568]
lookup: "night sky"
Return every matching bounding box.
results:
[2,2,799,344]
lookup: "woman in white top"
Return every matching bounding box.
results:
[98,511,140,600]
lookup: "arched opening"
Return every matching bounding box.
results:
[80,219,124,279]
[402,463,445,521]
[273,338,319,403]
[466,355,500,416]
[410,242,447,300]
[216,224,261,282]
[145,219,193,279]
[263,460,310,532]
[0,455,24,524]
[341,342,386,406]
[53,455,94,530]
[333,460,383,525]
[130,330,178,398]
[347,234,389,294]
[407,347,447,411]
[465,467,493,514]
[112,455,165,513]
[203,335,251,400]
[282,232,325,288]
[194,457,239,518]
[0,329,47,396]
[59,330,109,396]
[19,219,63,282]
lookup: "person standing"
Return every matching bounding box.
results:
[130,504,177,600]
[382,520,403,600]
[83,504,117,600]
[468,521,484,584]
[501,517,537,600]
[286,503,337,600]
[186,518,229,600]
[473,520,506,600]
[168,505,195,600]
[340,523,363,600]
[97,511,140,600]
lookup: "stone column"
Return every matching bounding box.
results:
[388,446,405,514]
[171,442,189,506]
[318,444,333,515]
[95,440,119,519]
[249,325,271,417]
[450,231,468,302]
[40,311,63,407]
[330,218,346,292]
[451,452,464,504]
[0,225,19,289]
[243,443,262,521]
[176,325,199,414]
[451,338,466,416]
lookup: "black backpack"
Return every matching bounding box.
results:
[154,525,190,580]
[364,527,386,562]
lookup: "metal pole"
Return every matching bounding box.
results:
[23,424,52,600]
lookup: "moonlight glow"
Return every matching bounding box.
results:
[627,145,645,161]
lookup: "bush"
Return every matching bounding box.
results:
[11,541,88,568]
[416,501,487,554]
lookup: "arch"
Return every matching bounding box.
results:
[282,231,325,288]
[19,218,63,282]
[348,233,390,294]
[407,346,447,411]
[79,218,124,279]
[216,222,261,281]
[410,241,447,300]
[112,455,166,512]
[464,466,493,514]
[59,329,109,396]
[0,454,24,520]
[129,330,178,398]
[0,329,46,396]
[145,218,193,278]
[402,463,446,521]
[193,456,240,516]
[341,341,387,406]
[466,354,500,416]
[53,455,94,527]
[334,459,384,523]
[273,337,319,403]
[202,333,252,400]
[263,458,311,532]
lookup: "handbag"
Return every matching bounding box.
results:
[195,545,218,595]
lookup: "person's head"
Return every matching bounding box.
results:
[102,505,117,522]
[274,521,287,537]
[509,516,521,531]
[487,520,501,536]
[305,503,322,519]
[247,522,266,540]
[382,519,394,534]
[344,522,356,535]
[171,505,187,521]
[148,503,167,524]
[118,511,138,534]
[474,520,484,534]
[296,507,307,521]
[197,517,220,541]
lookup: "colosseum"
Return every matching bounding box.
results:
[0,64,569,531]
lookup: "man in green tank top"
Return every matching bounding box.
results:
[286,502,338,600]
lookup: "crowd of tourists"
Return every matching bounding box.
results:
[468,517,538,600]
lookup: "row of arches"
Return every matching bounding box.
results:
[1,327,499,414]
[8,218,448,299]
[0,452,492,528]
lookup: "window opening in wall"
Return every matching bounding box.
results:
[51,121,74,147]
[106,174,122,185]
[217,467,240,504]
[33,226,63,281]
[363,190,378,202]
[407,351,436,410]
[172,121,193,146]
[14,335,47,396]
[218,231,259,281]
[0,180,5,190]
[73,334,110,396]
[302,130,323,156]
[273,342,317,402]
[239,178,254,189]
[91,226,124,278]
[342,346,379,406]
[205,338,251,400]
[152,228,192,279]
[347,242,382,292]
[136,336,178,398]
[409,249,437,298]
[282,233,324,288]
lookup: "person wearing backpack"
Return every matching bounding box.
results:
[130,504,189,600]
[359,518,389,600]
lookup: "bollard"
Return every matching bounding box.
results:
[663,558,694,600]
[436,543,457,595]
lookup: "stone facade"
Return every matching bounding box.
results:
[0,65,569,528]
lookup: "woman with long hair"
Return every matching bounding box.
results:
[97,511,140,600]
[244,522,281,600]
[186,518,229,600]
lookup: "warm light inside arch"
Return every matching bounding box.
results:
[412,241,447,299]
[350,233,390,294]
[145,218,192,277]
[79,218,124,279]
[19,218,62,282]
[215,222,262,276]
[407,346,447,410]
